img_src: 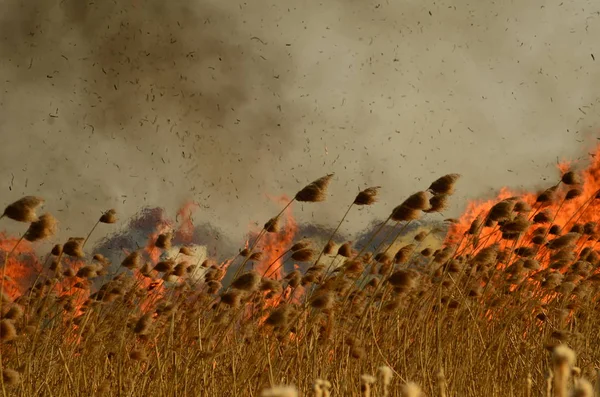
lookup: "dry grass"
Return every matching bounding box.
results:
[1,167,600,397]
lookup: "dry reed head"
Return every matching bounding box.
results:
[122,251,141,270]
[390,205,420,222]
[414,231,428,242]
[133,313,152,335]
[310,292,333,310]
[401,191,430,210]
[424,194,449,213]
[51,244,62,256]
[129,348,148,361]
[537,186,558,204]
[99,209,117,224]
[264,217,280,233]
[401,382,423,397]
[337,242,353,258]
[360,374,376,397]
[394,244,414,264]
[63,237,85,258]
[231,271,261,291]
[291,248,314,262]
[0,319,17,341]
[2,196,44,222]
[547,233,580,250]
[552,344,576,397]
[566,188,583,201]
[354,186,381,205]
[179,246,193,256]
[265,304,290,327]
[378,366,393,397]
[487,200,515,222]
[290,241,310,252]
[260,385,298,397]
[1,368,20,387]
[295,174,334,203]
[388,269,418,293]
[24,213,58,242]
[154,260,175,273]
[428,174,460,195]
[323,241,335,255]
[572,378,593,397]
[155,232,173,250]
[561,171,580,185]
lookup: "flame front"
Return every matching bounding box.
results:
[446,144,600,271]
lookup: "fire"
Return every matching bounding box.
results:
[253,195,298,279]
[0,234,41,299]
[446,144,600,270]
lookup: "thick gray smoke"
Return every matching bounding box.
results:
[1,0,599,245]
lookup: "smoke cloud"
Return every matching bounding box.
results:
[1,0,599,245]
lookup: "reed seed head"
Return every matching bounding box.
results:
[24,213,58,242]
[260,386,298,397]
[121,251,141,270]
[231,271,261,291]
[63,238,85,258]
[1,368,20,387]
[295,174,334,203]
[291,248,314,262]
[99,209,117,224]
[561,171,580,185]
[354,186,381,205]
[155,232,173,250]
[2,196,44,222]
[0,319,17,341]
[264,217,280,233]
[428,174,460,195]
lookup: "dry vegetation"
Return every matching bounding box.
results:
[2,164,600,396]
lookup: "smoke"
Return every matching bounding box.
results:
[1,0,600,246]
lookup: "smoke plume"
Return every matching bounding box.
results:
[1,0,599,245]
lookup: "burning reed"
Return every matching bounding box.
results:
[2,151,600,396]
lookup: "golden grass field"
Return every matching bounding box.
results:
[2,149,600,396]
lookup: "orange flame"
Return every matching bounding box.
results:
[254,195,298,280]
[446,144,600,269]
[0,234,41,299]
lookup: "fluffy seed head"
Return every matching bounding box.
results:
[295,174,334,203]
[401,191,430,210]
[291,248,314,262]
[0,319,17,341]
[231,271,261,291]
[401,382,423,397]
[552,344,576,367]
[2,196,44,222]
[428,174,460,195]
[2,368,20,387]
[264,217,280,233]
[260,385,298,397]
[561,171,580,185]
[354,186,381,205]
[155,232,173,250]
[572,378,594,397]
[425,194,449,213]
[337,242,353,258]
[24,213,58,242]
[99,209,117,224]
[63,238,85,258]
[122,251,141,270]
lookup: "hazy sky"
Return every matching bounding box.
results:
[1,0,599,245]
